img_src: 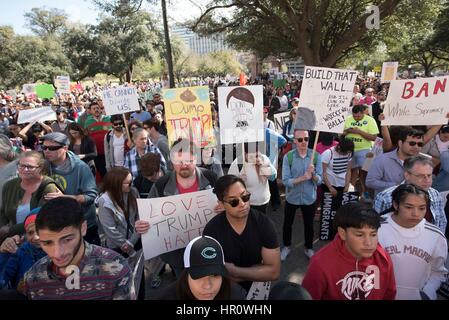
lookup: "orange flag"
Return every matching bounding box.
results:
[239,72,248,86]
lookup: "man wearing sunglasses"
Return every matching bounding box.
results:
[281,129,322,261]
[104,114,130,172]
[366,127,425,195]
[374,155,447,233]
[203,175,280,294]
[40,132,101,246]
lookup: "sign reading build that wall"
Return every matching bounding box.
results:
[137,190,218,260]
[218,85,264,144]
[380,62,398,83]
[163,86,215,147]
[382,76,449,126]
[17,107,57,124]
[320,192,359,241]
[299,66,358,133]
[102,85,140,116]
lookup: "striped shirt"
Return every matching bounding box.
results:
[321,147,352,187]
[24,243,134,300]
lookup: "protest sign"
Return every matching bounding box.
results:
[273,79,287,89]
[246,281,271,300]
[35,84,55,99]
[382,76,449,126]
[274,111,290,134]
[218,85,264,144]
[381,62,398,83]
[21,83,36,97]
[320,192,359,240]
[102,85,140,116]
[17,107,57,124]
[137,189,218,260]
[163,86,215,147]
[373,66,382,73]
[56,76,71,94]
[6,90,16,102]
[299,66,358,133]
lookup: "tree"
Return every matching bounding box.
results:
[24,7,68,37]
[190,0,442,67]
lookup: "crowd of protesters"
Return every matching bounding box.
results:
[0,72,448,301]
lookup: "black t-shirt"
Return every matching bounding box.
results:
[133,173,155,198]
[203,209,279,292]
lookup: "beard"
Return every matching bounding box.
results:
[178,168,194,178]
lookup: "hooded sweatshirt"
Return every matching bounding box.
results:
[302,235,396,300]
[47,151,98,228]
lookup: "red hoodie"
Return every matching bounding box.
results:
[302,235,396,300]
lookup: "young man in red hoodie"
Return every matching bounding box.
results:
[302,202,396,300]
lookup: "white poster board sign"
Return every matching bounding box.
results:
[56,76,71,94]
[137,190,218,260]
[102,85,140,116]
[299,66,358,133]
[274,111,290,134]
[17,107,57,124]
[218,85,264,144]
[381,62,398,83]
[21,84,36,97]
[382,76,449,126]
[246,281,271,300]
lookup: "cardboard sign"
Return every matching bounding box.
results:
[300,66,358,133]
[246,281,271,300]
[382,76,449,126]
[56,76,71,94]
[102,85,140,116]
[163,86,215,147]
[35,84,55,99]
[381,62,398,83]
[137,190,218,260]
[17,107,57,124]
[274,111,291,134]
[320,192,359,240]
[218,85,264,144]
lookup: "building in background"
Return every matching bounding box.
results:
[171,26,230,55]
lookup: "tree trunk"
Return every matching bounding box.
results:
[161,0,175,88]
[125,63,133,83]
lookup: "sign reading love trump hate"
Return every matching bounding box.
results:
[382,76,449,126]
[218,85,264,144]
[163,86,215,147]
[102,86,140,116]
[137,190,218,260]
[299,66,358,133]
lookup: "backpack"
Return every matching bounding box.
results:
[154,167,217,197]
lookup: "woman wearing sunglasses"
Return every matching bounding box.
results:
[96,166,145,299]
[228,142,276,214]
[0,151,62,244]
[203,175,280,294]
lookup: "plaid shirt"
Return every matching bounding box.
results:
[124,143,167,179]
[374,184,447,233]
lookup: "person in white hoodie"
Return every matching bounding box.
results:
[378,183,448,300]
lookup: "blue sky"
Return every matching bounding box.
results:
[2,1,204,35]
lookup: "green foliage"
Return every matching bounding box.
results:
[24,7,68,37]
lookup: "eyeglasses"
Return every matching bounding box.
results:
[296,137,309,143]
[42,145,64,151]
[406,141,424,147]
[223,193,251,207]
[407,172,432,181]
[18,164,39,171]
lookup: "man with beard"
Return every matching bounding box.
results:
[104,114,130,171]
[23,198,133,300]
[135,138,217,278]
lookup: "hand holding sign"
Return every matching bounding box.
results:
[135,220,150,234]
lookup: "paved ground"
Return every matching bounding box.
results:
[144,201,327,299]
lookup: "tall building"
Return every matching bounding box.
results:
[171,26,231,55]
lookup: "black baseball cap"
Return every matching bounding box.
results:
[183,236,228,280]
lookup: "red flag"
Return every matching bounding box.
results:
[239,72,248,86]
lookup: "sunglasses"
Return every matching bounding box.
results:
[296,137,309,143]
[223,193,251,207]
[406,141,424,147]
[113,122,124,126]
[42,145,64,151]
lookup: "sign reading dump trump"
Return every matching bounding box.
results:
[218,85,264,144]
[382,76,449,126]
[102,86,140,116]
[163,86,215,148]
[137,190,218,260]
[300,66,358,133]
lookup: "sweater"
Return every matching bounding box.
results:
[378,214,448,300]
[0,176,60,237]
[302,235,396,300]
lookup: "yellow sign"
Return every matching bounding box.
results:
[163,86,216,148]
[373,66,382,73]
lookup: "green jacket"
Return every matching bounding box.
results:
[0,176,61,238]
